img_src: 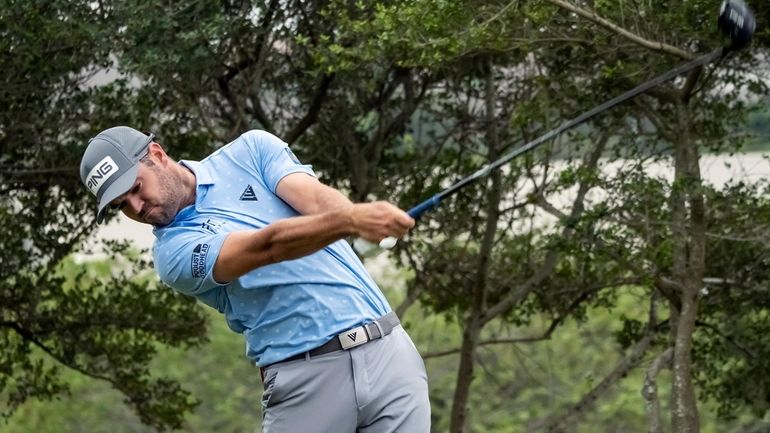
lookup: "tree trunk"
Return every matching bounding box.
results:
[671,289,700,433]
[642,347,673,433]
[449,319,484,433]
[669,93,706,433]
[449,61,502,433]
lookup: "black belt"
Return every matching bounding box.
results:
[265,312,400,368]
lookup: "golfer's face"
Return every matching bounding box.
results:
[109,163,176,226]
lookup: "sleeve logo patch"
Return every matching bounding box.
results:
[284,147,301,164]
[191,243,210,279]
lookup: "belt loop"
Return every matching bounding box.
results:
[372,318,385,339]
[305,351,311,361]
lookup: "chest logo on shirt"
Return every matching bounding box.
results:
[201,218,225,234]
[239,185,258,201]
[191,243,210,279]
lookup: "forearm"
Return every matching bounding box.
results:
[213,209,354,282]
[213,202,413,282]
[265,209,354,260]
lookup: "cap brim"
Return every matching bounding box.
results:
[95,164,140,223]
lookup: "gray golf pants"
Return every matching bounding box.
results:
[260,326,431,432]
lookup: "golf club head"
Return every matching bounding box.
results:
[718,0,756,50]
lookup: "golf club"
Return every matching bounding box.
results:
[354,0,756,254]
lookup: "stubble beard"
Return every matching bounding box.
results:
[146,167,189,227]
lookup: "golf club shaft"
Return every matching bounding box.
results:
[354,0,753,253]
[352,47,727,253]
[405,47,725,220]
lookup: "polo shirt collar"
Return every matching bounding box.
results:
[180,160,214,186]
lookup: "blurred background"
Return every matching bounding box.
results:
[2,1,770,432]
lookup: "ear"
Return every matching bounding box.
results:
[147,142,169,165]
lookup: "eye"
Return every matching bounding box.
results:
[109,182,141,211]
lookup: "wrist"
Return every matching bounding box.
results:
[334,205,358,237]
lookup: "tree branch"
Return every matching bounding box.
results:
[421,282,627,359]
[216,0,281,135]
[482,132,610,323]
[394,244,428,316]
[545,0,693,60]
[1,166,78,176]
[542,331,654,433]
[285,73,335,144]
[696,320,757,359]
[632,99,678,142]
[0,320,117,385]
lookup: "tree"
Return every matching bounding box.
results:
[332,1,770,432]
[0,2,207,430]
[3,1,769,432]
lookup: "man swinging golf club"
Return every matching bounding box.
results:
[80,127,431,432]
[79,1,754,430]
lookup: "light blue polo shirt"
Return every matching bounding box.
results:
[152,130,391,366]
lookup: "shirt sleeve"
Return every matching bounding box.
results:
[243,130,315,192]
[153,228,229,296]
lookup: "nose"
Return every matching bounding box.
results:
[124,194,144,216]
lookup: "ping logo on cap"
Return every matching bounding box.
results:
[86,156,119,195]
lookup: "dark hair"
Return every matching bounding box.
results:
[139,152,155,167]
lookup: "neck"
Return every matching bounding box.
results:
[176,163,198,209]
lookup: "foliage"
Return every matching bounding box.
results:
[0,305,257,433]
[3,277,770,433]
[0,1,208,429]
[2,0,770,431]
[693,180,770,416]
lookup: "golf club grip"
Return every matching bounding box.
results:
[407,195,442,219]
[371,195,443,250]
[353,196,441,254]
